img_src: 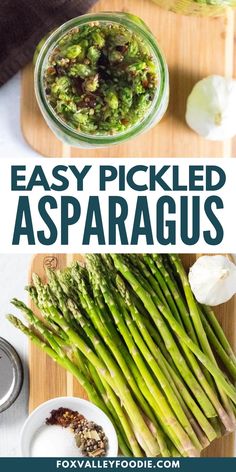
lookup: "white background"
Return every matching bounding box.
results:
[0,158,235,253]
[0,75,40,159]
[0,75,235,456]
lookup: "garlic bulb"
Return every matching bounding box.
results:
[189,255,236,306]
[186,75,236,140]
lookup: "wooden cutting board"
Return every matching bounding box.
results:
[28,253,236,456]
[21,0,236,158]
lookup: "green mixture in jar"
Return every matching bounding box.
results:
[44,22,158,135]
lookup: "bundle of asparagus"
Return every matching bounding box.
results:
[8,254,236,457]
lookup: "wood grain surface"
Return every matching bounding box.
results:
[28,253,236,457]
[21,0,236,158]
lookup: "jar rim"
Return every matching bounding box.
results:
[35,12,169,145]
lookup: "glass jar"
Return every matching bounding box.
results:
[151,0,235,17]
[34,12,169,149]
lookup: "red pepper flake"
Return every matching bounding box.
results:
[46,407,84,427]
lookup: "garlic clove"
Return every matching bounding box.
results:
[185,75,236,141]
[188,255,236,306]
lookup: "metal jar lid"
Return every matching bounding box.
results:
[0,337,23,413]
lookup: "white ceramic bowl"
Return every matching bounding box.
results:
[20,396,118,457]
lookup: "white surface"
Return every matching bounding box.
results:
[0,254,31,456]
[21,397,118,457]
[0,74,40,159]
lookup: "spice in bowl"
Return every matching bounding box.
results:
[44,22,158,136]
[30,407,108,457]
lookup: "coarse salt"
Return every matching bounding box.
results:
[30,425,82,457]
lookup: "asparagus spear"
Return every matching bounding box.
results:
[142,255,227,434]
[7,314,109,413]
[52,268,163,455]
[88,256,199,456]
[169,254,236,428]
[115,286,203,452]
[112,255,219,420]
[27,277,146,455]
[69,266,161,429]
[33,294,156,457]
[149,254,198,342]
[8,313,134,456]
[67,298,159,457]
[85,262,174,454]
[111,255,236,406]
[148,255,223,435]
[20,290,135,456]
[199,309,236,381]
[93,255,234,432]
[116,275,214,446]
[87,363,133,457]
[203,305,236,365]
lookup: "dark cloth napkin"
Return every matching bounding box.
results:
[0,0,98,86]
